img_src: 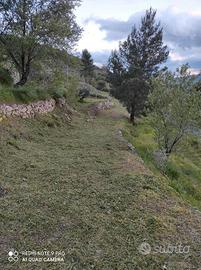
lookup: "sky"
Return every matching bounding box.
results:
[75,0,201,73]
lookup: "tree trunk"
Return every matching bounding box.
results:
[15,72,28,86]
[15,61,30,87]
[165,149,171,158]
[130,105,135,125]
[165,132,184,158]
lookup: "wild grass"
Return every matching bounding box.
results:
[0,74,79,104]
[0,85,16,103]
[124,116,201,210]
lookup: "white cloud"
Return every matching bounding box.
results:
[75,1,201,70]
[189,68,200,75]
[76,21,119,53]
[169,52,188,62]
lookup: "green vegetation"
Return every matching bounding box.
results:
[148,65,201,157]
[81,49,94,83]
[0,73,80,104]
[47,73,79,105]
[0,67,13,85]
[0,100,201,269]
[12,83,50,103]
[0,0,81,86]
[0,84,16,103]
[0,1,201,269]
[124,116,201,210]
[96,79,110,92]
[78,82,108,101]
[107,8,169,123]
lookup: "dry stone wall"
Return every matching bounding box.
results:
[96,100,114,111]
[0,99,56,119]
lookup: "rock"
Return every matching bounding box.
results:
[0,98,56,119]
[153,150,168,169]
[127,143,137,153]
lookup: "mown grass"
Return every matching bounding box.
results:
[0,102,201,269]
[124,116,201,210]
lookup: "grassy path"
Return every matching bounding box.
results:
[0,101,201,269]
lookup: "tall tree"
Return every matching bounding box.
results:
[107,8,169,123]
[107,50,125,88]
[0,0,82,86]
[81,49,94,82]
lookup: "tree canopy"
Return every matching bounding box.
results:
[107,8,169,123]
[149,64,201,157]
[81,49,94,82]
[0,0,82,85]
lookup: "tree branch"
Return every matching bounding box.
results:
[0,36,21,71]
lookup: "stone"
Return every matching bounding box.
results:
[0,98,56,119]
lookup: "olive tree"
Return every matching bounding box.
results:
[0,0,82,86]
[149,65,201,157]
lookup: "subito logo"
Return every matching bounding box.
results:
[138,242,151,255]
[8,250,19,262]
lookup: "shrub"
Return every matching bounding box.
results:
[65,75,79,105]
[78,82,107,99]
[47,73,79,105]
[0,85,15,103]
[12,83,49,103]
[47,72,68,99]
[0,67,13,86]
[96,80,110,92]
[96,80,106,90]
[0,72,79,105]
[78,89,90,101]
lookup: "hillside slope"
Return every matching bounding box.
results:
[0,99,201,269]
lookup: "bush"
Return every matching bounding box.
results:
[0,85,15,103]
[0,67,13,86]
[12,83,49,103]
[47,72,68,99]
[78,82,107,99]
[96,80,110,92]
[96,80,106,90]
[47,73,79,105]
[78,89,90,101]
[64,75,79,105]
[0,71,79,105]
